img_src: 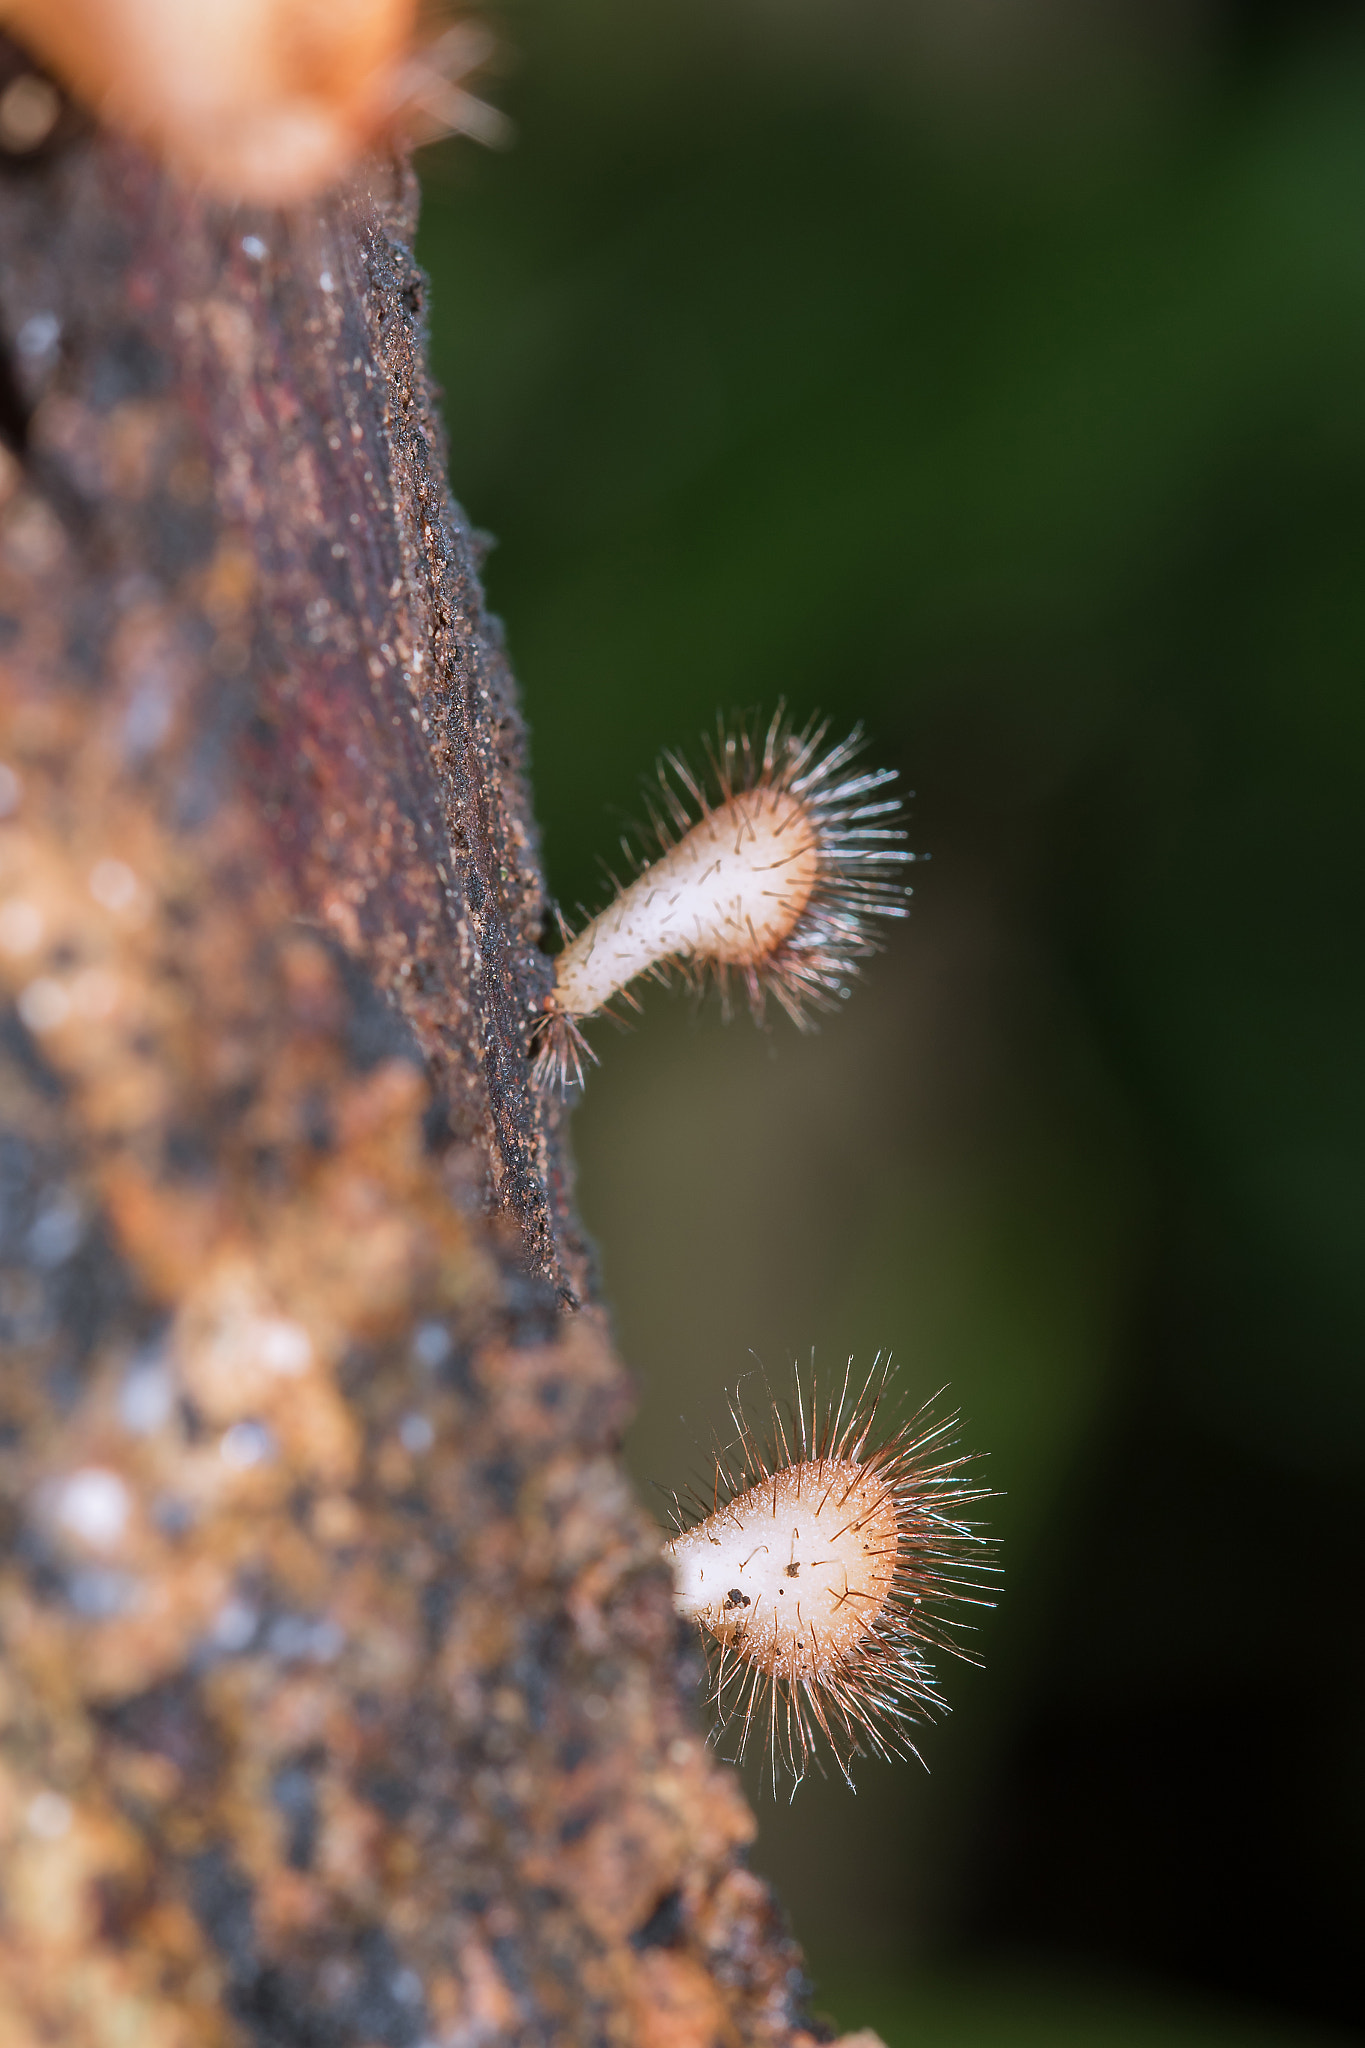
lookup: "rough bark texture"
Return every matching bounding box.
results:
[0,54,848,2048]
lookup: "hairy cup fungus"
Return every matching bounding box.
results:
[0,0,506,201]
[533,709,915,1092]
[665,1359,995,1788]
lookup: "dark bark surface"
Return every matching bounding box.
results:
[0,63,847,2048]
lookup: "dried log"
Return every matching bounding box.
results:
[0,59,849,2048]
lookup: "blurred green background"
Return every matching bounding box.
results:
[416,1,1363,2041]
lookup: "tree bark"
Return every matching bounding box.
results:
[0,55,843,2048]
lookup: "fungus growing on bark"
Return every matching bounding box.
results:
[533,710,914,1092]
[665,1359,995,1789]
[0,0,506,200]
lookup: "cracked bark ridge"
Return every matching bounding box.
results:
[0,58,854,2048]
[2,30,569,1293]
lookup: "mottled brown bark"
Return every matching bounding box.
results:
[0,53,845,2048]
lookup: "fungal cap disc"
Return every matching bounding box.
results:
[667,1457,899,1682]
